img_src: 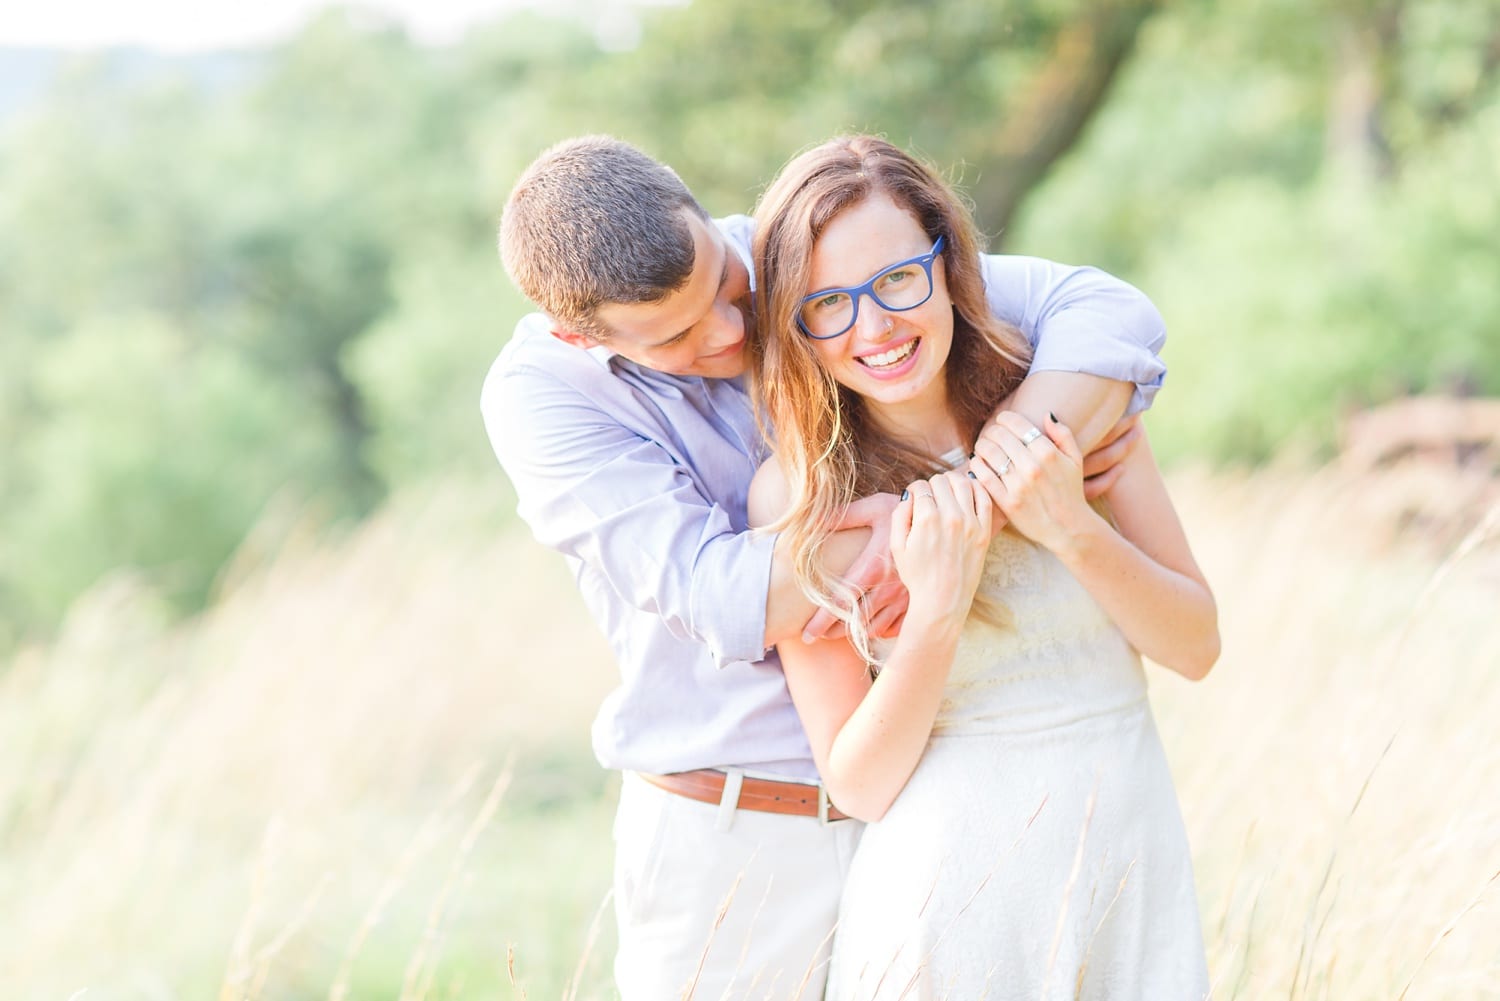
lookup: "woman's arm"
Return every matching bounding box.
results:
[776,609,965,822]
[749,460,993,821]
[972,413,1220,680]
[1059,435,1219,678]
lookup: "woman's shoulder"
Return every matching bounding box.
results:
[748,453,793,530]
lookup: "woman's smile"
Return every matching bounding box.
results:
[854,335,921,376]
[806,194,954,423]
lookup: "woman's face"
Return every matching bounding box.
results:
[802,194,953,414]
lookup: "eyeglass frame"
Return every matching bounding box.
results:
[796,235,947,340]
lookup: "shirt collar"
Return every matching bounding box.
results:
[585,341,617,369]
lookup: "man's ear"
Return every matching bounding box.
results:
[549,326,600,350]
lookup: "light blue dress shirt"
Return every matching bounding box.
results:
[481,215,1167,780]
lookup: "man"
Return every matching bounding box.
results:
[482,135,1167,999]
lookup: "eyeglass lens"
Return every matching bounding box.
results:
[799,262,934,338]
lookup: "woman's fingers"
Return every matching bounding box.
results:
[985,411,1087,501]
[929,470,992,544]
[968,439,1008,507]
[975,421,1038,505]
[950,468,991,523]
[1042,411,1083,465]
[926,470,962,526]
[989,412,1050,471]
[890,479,920,562]
[903,470,995,560]
[971,471,994,536]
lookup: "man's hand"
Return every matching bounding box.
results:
[801,493,909,643]
[1080,414,1143,500]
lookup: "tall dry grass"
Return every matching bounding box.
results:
[1155,463,1498,1001]
[0,484,620,999]
[0,465,1495,999]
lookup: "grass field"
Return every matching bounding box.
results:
[1,464,1496,1000]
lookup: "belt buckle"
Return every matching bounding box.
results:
[817,784,831,826]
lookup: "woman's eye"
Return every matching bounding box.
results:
[813,293,847,312]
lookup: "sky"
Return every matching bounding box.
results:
[0,0,681,51]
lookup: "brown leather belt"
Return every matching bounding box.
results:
[639,768,850,823]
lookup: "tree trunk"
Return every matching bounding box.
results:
[320,358,383,512]
[969,0,1161,245]
[1326,3,1401,183]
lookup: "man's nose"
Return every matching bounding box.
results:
[702,301,743,350]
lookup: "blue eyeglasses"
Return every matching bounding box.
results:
[797,235,946,339]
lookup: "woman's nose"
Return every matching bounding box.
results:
[852,293,896,342]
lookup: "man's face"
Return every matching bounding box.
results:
[589,211,754,379]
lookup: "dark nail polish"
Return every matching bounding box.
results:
[967,471,978,480]
[900,489,910,501]
[1049,411,1059,423]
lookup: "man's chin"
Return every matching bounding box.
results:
[696,339,749,378]
[702,356,749,379]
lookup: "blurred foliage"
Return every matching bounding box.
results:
[1,0,1497,645]
[1018,0,1500,459]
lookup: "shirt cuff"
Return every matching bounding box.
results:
[1027,311,1168,416]
[692,527,779,668]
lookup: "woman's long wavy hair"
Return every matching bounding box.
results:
[751,136,1034,661]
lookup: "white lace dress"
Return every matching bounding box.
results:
[825,529,1210,1001]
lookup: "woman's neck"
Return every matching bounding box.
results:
[863,382,966,458]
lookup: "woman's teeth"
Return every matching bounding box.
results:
[858,339,917,369]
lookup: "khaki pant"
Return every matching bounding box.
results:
[613,771,864,1000]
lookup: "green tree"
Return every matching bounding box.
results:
[4,313,338,625]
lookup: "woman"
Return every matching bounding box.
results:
[747,136,1218,999]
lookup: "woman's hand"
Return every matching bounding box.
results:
[970,411,1099,556]
[890,469,993,628]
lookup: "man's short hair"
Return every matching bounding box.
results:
[500,135,710,340]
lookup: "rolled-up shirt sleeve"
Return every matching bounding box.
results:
[483,358,774,667]
[983,255,1168,415]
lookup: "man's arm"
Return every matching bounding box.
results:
[1006,371,1132,455]
[484,358,778,665]
[982,254,1168,422]
[970,254,1167,486]
[484,343,879,659]
[758,482,900,646]
[763,521,872,643]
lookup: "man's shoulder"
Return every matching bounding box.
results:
[481,311,696,433]
[487,313,603,385]
[714,213,755,254]
[482,313,600,414]
[493,312,576,365]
